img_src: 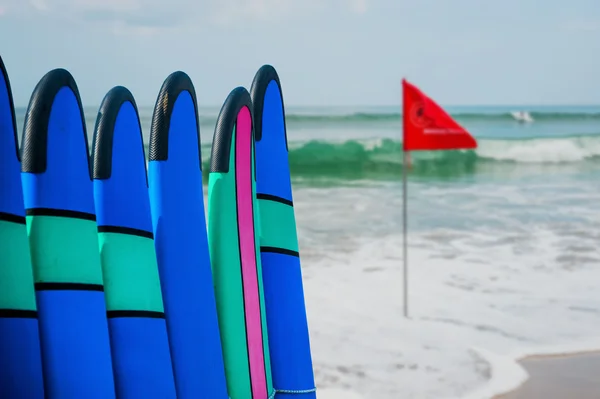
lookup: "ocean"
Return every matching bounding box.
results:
[13,104,600,398]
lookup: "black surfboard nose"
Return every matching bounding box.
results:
[92,85,147,181]
[21,68,92,178]
[149,71,201,165]
[210,86,253,174]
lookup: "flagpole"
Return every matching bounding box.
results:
[401,78,410,319]
[402,149,409,319]
[401,77,477,320]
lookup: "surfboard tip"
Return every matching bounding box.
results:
[92,85,142,180]
[250,65,284,143]
[210,86,252,174]
[149,71,199,163]
[21,68,88,176]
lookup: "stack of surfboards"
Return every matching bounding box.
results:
[0,54,316,399]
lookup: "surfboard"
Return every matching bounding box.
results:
[250,65,316,398]
[148,71,228,398]
[20,68,115,398]
[0,55,45,398]
[92,86,176,398]
[208,86,275,399]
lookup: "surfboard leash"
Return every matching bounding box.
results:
[270,387,318,397]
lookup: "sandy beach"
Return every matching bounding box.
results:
[495,351,600,399]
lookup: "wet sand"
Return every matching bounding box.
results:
[495,351,600,399]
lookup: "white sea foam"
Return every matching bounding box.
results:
[285,134,600,169]
[295,178,600,399]
[302,229,600,398]
[476,136,600,163]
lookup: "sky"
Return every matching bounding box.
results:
[0,0,599,107]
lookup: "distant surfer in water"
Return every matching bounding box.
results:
[510,110,534,123]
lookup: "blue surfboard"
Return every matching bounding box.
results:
[92,86,177,398]
[0,55,45,398]
[148,71,228,398]
[250,65,317,398]
[21,68,116,398]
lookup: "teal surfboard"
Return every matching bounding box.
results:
[208,86,274,399]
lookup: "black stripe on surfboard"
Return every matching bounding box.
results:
[26,208,96,221]
[0,212,26,224]
[256,193,293,207]
[107,310,165,319]
[0,309,38,318]
[97,225,154,239]
[35,283,104,292]
[260,246,299,257]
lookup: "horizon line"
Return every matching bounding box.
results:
[10,103,600,109]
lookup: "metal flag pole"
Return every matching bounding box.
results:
[402,149,409,319]
[400,78,411,319]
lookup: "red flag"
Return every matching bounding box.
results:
[402,79,477,151]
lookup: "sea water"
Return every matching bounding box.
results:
[14,105,600,398]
